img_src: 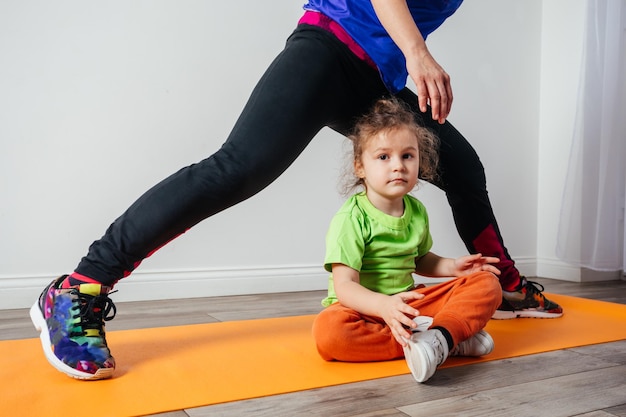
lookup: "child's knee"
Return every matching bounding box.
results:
[312,309,340,361]
[476,271,503,307]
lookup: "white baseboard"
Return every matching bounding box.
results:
[535,257,582,282]
[579,268,624,282]
[536,257,625,282]
[2,257,619,310]
[0,265,329,310]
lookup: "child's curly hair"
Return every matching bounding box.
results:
[342,97,439,195]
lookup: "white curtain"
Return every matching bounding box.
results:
[556,0,626,273]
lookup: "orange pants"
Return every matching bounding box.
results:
[312,271,502,362]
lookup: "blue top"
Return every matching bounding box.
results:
[303,0,463,93]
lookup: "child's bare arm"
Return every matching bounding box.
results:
[332,263,424,346]
[415,252,501,277]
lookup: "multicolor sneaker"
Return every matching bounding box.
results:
[29,275,117,380]
[492,278,564,319]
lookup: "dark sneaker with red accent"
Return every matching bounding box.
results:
[29,275,117,380]
[492,278,563,319]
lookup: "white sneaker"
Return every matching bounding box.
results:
[402,329,449,383]
[450,330,494,357]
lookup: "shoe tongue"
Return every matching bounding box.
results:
[77,283,104,296]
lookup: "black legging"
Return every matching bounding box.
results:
[75,25,519,290]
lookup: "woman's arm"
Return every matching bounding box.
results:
[370,0,452,124]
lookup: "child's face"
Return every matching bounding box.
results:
[355,126,420,207]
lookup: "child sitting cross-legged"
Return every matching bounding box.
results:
[312,97,502,383]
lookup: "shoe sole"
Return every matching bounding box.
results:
[29,302,114,381]
[402,340,436,383]
[492,309,564,320]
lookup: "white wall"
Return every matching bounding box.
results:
[537,0,586,280]
[1,0,580,309]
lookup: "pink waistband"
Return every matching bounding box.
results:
[298,11,376,69]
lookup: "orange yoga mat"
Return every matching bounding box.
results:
[2,293,626,417]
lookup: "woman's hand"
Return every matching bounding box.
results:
[406,49,453,124]
[371,0,453,124]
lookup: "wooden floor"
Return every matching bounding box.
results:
[3,277,626,416]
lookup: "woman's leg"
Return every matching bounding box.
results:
[32,25,390,380]
[73,26,387,286]
[394,88,521,291]
[394,88,563,318]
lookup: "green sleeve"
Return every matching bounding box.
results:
[323,211,366,273]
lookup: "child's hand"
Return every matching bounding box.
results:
[454,253,501,276]
[380,291,425,346]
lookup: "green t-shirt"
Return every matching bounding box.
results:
[322,192,433,307]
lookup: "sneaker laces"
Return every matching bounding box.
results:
[70,290,117,338]
[427,331,448,365]
[434,337,447,365]
[523,280,547,299]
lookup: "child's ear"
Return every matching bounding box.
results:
[354,160,365,179]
